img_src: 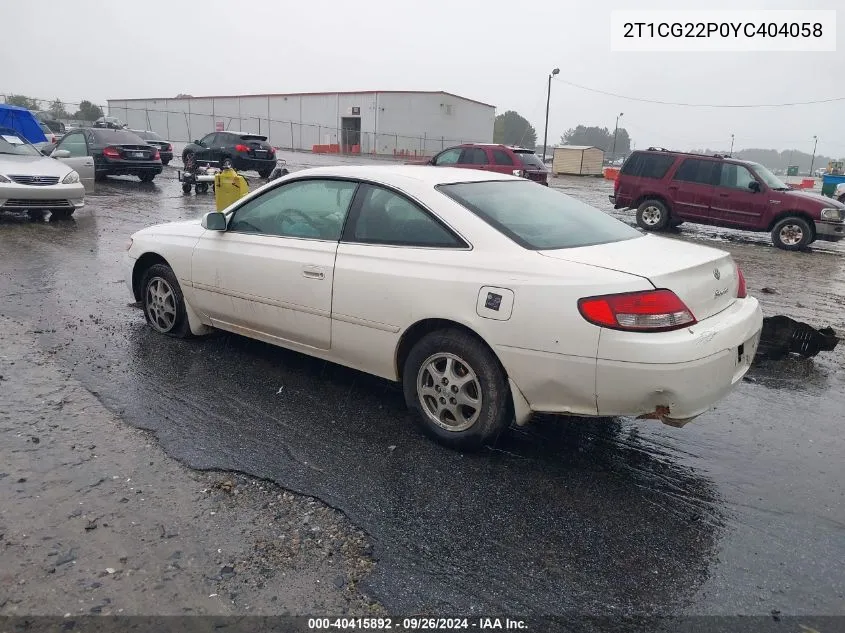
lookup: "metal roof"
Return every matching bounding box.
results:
[555,145,601,151]
[108,90,496,109]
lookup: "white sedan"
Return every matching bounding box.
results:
[125,166,763,449]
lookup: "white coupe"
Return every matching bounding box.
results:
[125,166,763,449]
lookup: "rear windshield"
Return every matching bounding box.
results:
[240,134,267,142]
[438,180,641,250]
[620,152,675,179]
[513,151,545,169]
[92,129,145,144]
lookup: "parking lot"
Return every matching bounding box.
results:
[1,156,843,623]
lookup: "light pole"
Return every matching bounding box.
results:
[809,135,818,176]
[730,134,734,156]
[542,68,559,163]
[611,112,624,161]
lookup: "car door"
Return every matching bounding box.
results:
[51,131,95,191]
[195,133,218,162]
[711,162,769,228]
[457,147,489,171]
[190,178,358,349]
[489,148,516,175]
[332,183,470,378]
[666,158,718,222]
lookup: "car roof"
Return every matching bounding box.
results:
[289,164,523,187]
[451,143,535,152]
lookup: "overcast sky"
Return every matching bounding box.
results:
[3,0,843,156]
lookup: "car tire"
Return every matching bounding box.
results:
[403,329,510,451]
[221,157,234,169]
[636,199,670,231]
[139,173,156,183]
[771,216,812,251]
[140,263,192,338]
[50,209,74,220]
[258,168,272,179]
[161,159,170,166]
[94,171,107,182]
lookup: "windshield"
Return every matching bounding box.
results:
[0,133,41,156]
[747,161,788,190]
[514,151,545,169]
[438,180,642,250]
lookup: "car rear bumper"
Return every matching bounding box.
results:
[233,156,276,171]
[0,182,85,210]
[99,159,163,175]
[595,297,763,422]
[813,220,845,242]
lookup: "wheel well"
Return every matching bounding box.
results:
[395,318,506,382]
[767,210,815,233]
[634,194,671,213]
[131,252,169,301]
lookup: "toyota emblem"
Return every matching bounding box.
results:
[713,268,721,280]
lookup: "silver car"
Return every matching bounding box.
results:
[0,130,87,220]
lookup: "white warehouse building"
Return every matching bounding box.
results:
[107,90,495,157]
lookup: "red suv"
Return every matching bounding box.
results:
[611,148,845,250]
[426,144,549,185]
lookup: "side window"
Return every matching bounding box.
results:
[719,164,757,190]
[672,158,718,185]
[229,179,357,240]
[459,147,488,165]
[433,148,462,166]
[620,152,675,179]
[348,184,465,248]
[492,150,514,166]
[57,133,88,157]
[200,133,217,147]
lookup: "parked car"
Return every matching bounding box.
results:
[38,121,61,146]
[0,128,85,220]
[182,131,276,177]
[51,127,161,182]
[125,165,762,450]
[425,143,549,185]
[611,148,845,250]
[93,116,127,130]
[130,130,173,165]
[31,111,66,135]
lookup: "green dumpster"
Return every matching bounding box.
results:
[821,174,845,197]
[786,165,799,177]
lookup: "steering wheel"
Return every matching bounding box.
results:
[276,208,321,234]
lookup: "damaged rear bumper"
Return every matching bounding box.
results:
[595,298,763,423]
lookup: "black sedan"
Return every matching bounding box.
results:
[182,131,276,177]
[131,130,174,165]
[45,128,162,182]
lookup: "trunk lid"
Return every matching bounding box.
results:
[116,144,155,160]
[539,234,739,321]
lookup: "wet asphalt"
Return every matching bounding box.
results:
[0,154,843,621]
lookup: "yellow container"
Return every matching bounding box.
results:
[214,168,249,211]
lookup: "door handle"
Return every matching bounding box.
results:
[302,268,325,280]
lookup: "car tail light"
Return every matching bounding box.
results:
[103,146,121,158]
[152,149,160,160]
[165,143,172,152]
[736,266,747,298]
[235,144,250,152]
[268,146,275,155]
[578,289,697,332]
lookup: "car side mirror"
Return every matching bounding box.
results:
[748,181,761,192]
[201,212,227,231]
[52,149,70,158]
[193,140,201,145]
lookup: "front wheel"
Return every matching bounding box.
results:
[771,216,812,251]
[140,263,192,338]
[636,199,670,231]
[139,172,156,182]
[403,329,510,451]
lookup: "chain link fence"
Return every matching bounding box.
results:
[2,94,486,159]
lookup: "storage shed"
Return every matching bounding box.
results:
[552,145,604,176]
